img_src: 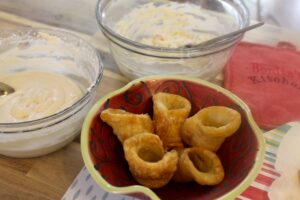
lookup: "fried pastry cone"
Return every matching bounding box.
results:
[100,108,153,143]
[124,133,178,188]
[153,93,191,151]
[172,147,224,185]
[182,106,241,151]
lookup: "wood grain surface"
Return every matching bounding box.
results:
[0,11,128,199]
[0,5,299,200]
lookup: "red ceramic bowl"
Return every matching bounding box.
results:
[81,76,265,200]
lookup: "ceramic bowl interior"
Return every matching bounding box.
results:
[81,76,264,200]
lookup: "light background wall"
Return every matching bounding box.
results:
[0,0,299,33]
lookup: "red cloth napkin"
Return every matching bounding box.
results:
[224,42,300,130]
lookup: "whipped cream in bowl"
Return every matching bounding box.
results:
[0,29,103,158]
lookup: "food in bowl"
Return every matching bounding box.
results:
[100,108,154,143]
[81,76,264,200]
[182,106,242,151]
[0,71,83,123]
[99,92,241,188]
[96,0,249,80]
[114,2,219,48]
[152,93,191,151]
[124,132,178,189]
[173,146,224,185]
[0,29,103,158]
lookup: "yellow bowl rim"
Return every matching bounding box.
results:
[81,75,265,200]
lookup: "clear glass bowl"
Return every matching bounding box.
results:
[0,29,103,158]
[96,0,249,80]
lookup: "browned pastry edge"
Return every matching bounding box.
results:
[173,147,224,185]
[100,108,154,143]
[153,92,191,151]
[181,106,241,151]
[123,133,178,188]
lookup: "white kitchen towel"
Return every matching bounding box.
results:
[62,166,138,200]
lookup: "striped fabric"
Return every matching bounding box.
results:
[237,122,298,200]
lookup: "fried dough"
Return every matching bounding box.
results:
[182,106,241,151]
[173,147,224,185]
[100,108,154,143]
[124,133,178,188]
[153,93,191,151]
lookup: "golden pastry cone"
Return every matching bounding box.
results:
[123,133,178,188]
[153,93,191,151]
[182,106,241,151]
[171,148,191,182]
[173,147,224,185]
[100,108,153,143]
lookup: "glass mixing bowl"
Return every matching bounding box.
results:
[96,0,249,80]
[0,29,103,158]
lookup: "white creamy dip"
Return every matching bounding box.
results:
[0,71,83,123]
[115,2,222,48]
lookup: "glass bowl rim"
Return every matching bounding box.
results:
[0,28,104,132]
